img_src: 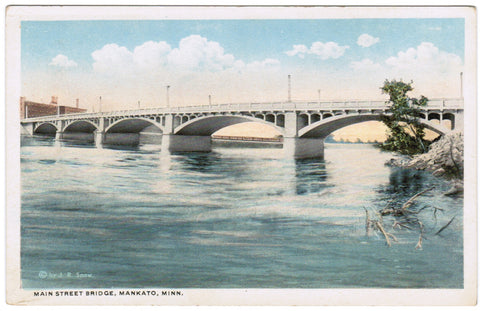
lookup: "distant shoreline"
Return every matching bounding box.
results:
[212,135,378,145]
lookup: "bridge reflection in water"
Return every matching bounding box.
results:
[21,99,463,159]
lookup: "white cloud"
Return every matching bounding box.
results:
[310,41,349,59]
[92,41,172,73]
[385,42,462,72]
[167,35,235,71]
[262,58,281,66]
[350,58,382,71]
[87,35,284,106]
[92,35,280,76]
[49,54,78,68]
[245,58,280,72]
[92,43,133,73]
[286,41,349,59]
[285,44,308,58]
[357,34,380,47]
[133,40,171,69]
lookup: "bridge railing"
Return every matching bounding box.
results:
[426,98,464,109]
[21,98,463,122]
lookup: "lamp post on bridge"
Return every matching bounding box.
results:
[166,85,170,108]
[460,72,463,99]
[288,74,292,102]
[99,96,102,113]
[318,89,321,104]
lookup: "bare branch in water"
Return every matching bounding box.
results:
[415,222,425,250]
[386,232,398,242]
[401,187,435,210]
[373,220,392,247]
[380,187,435,217]
[435,216,456,235]
[393,221,414,230]
[415,235,423,250]
[365,187,454,249]
[363,207,371,236]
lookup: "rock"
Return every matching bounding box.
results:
[385,157,410,167]
[444,180,464,196]
[406,131,464,180]
[383,131,464,186]
[432,168,445,177]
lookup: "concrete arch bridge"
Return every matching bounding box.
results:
[21,99,464,158]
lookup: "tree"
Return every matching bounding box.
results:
[378,80,431,155]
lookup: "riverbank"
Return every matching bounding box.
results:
[385,131,464,195]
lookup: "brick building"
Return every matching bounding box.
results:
[20,96,87,119]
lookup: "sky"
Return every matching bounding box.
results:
[21,18,465,140]
[21,18,465,108]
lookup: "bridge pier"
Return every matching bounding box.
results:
[55,131,63,140]
[282,112,324,159]
[283,137,325,159]
[161,114,212,153]
[21,123,34,135]
[455,110,464,131]
[94,131,105,147]
[161,134,212,154]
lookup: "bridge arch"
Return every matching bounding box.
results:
[265,113,275,123]
[174,115,285,136]
[442,113,455,130]
[298,113,450,138]
[276,114,285,127]
[105,117,164,133]
[428,112,441,122]
[298,113,309,129]
[311,113,321,123]
[34,122,58,135]
[254,113,265,120]
[64,120,99,133]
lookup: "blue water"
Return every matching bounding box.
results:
[20,136,463,289]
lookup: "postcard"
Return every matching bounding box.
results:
[5,5,477,306]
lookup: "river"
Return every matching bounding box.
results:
[20,136,463,289]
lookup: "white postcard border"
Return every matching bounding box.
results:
[5,5,477,306]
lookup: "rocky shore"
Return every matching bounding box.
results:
[385,131,464,195]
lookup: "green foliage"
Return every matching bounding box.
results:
[378,80,431,155]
